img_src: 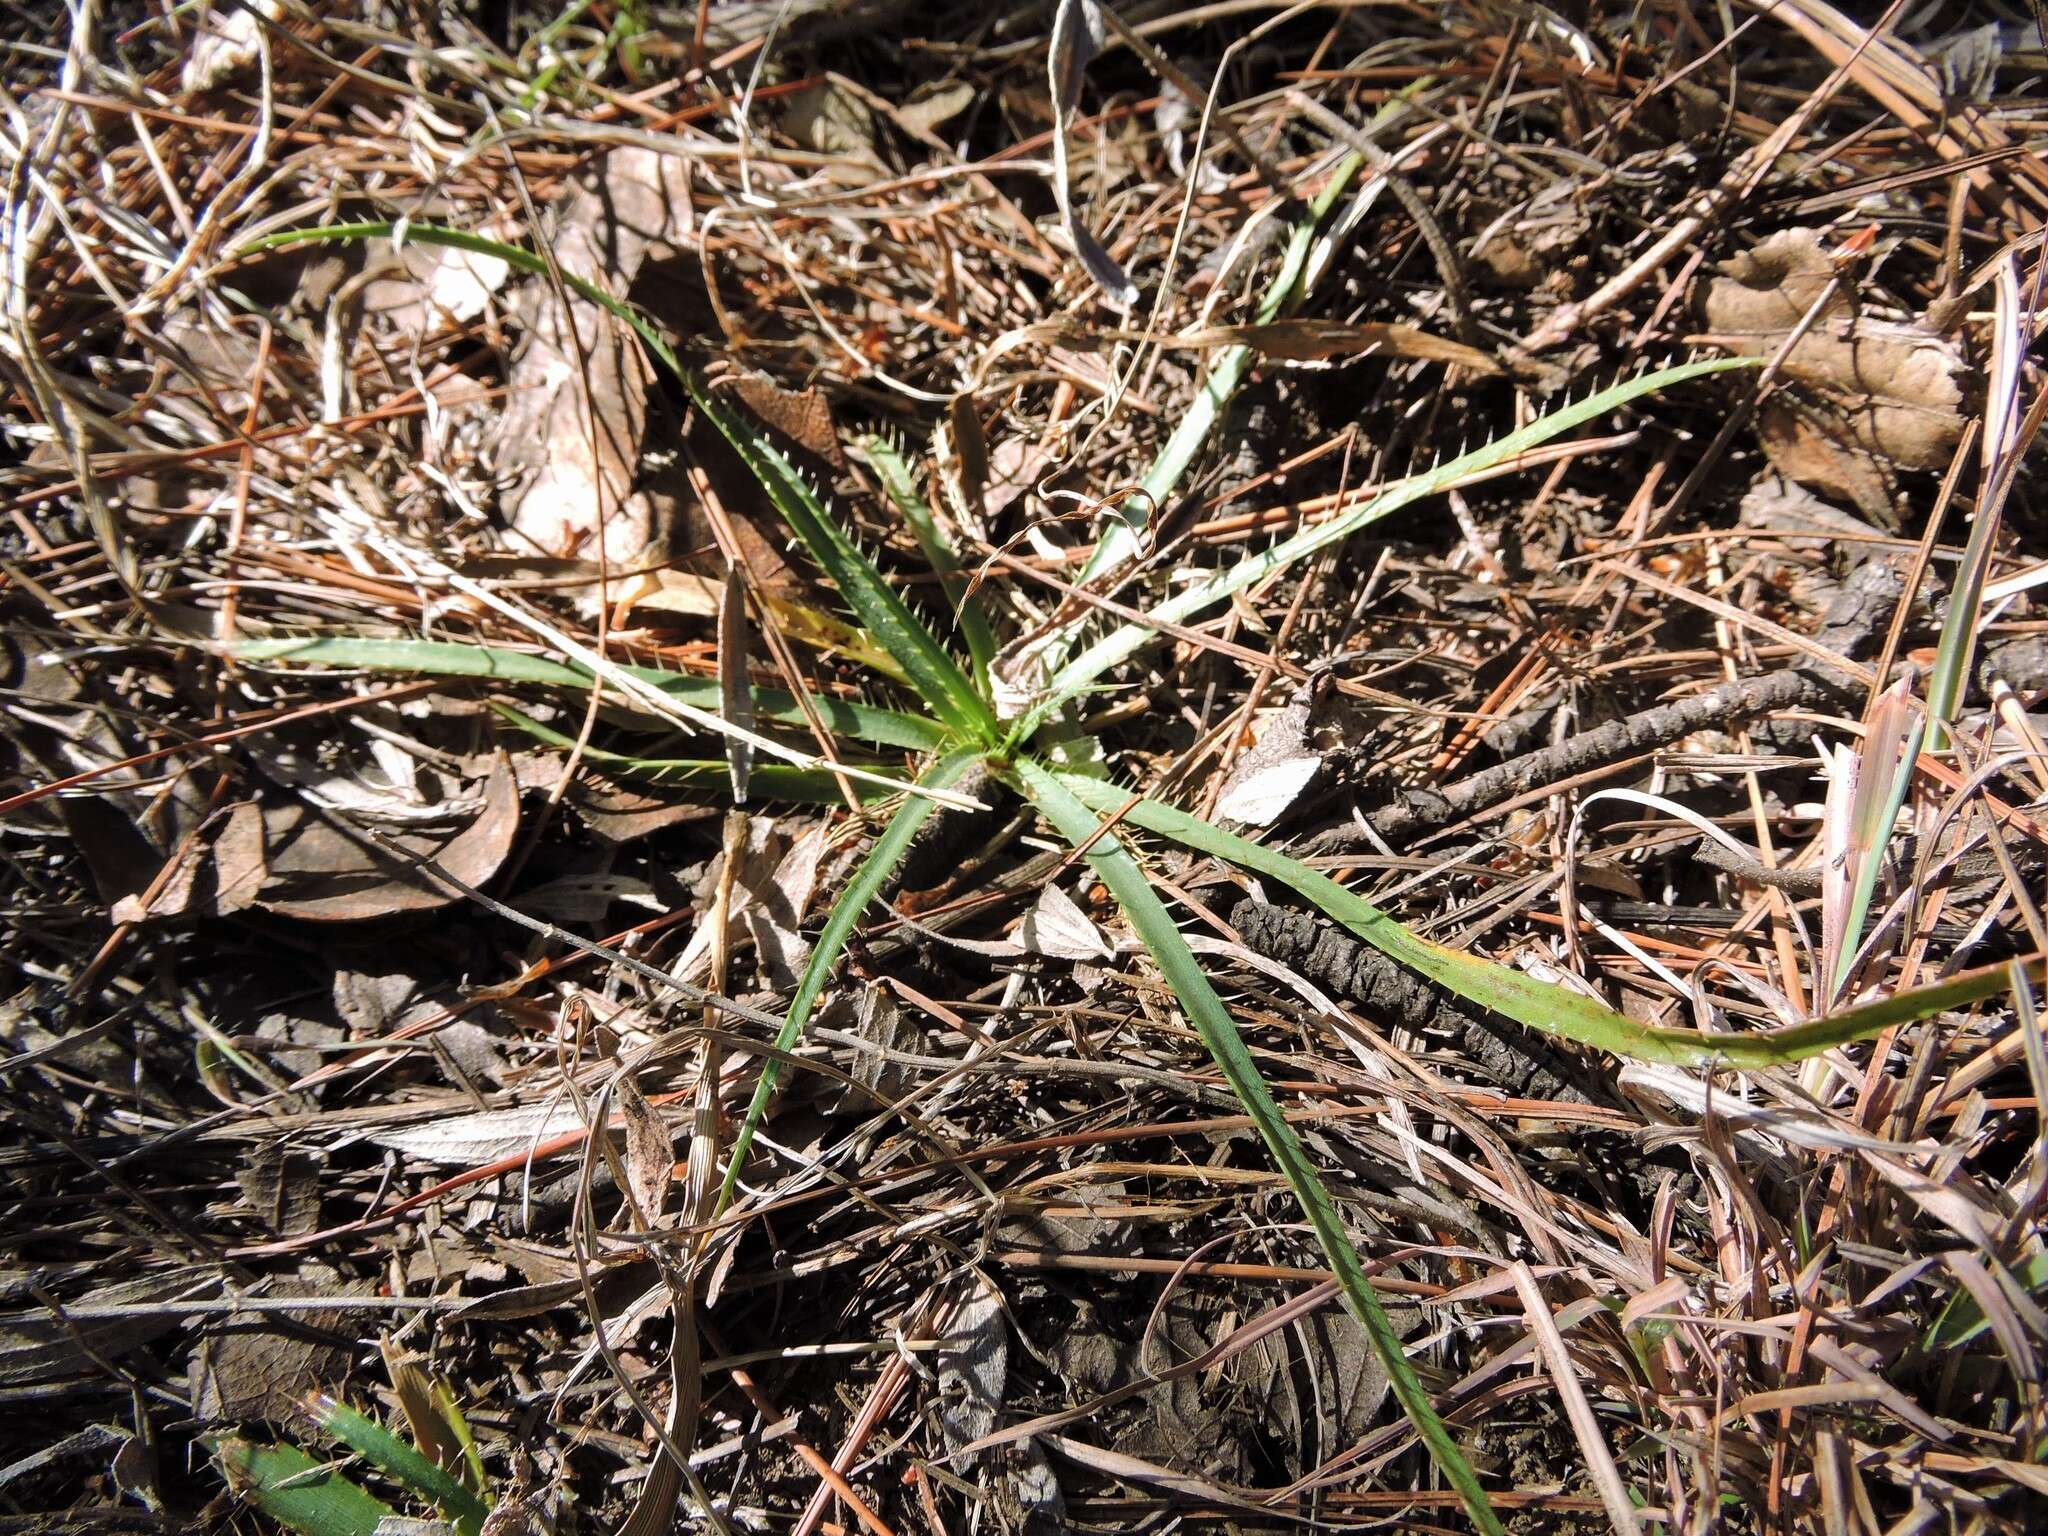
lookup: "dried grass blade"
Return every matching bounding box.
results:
[1508,1264,1643,1536]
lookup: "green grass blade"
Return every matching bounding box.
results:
[684,382,993,741]
[212,1438,394,1536]
[716,745,983,1213]
[1055,774,2031,1069]
[491,702,881,802]
[1010,757,1503,1536]
[1929,1249,2048,1350]
[235,221,989,739]
[312,1395,490,1536]
[227,636,944,753]
[1076,150,1366,584]
[862,433,998,688]
[1011,356,1759,743]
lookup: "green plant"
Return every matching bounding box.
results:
[229,209,2020,1534]
[212,1382,491,1536]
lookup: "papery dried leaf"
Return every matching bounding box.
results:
[210,800,269,915]
[190,1265,362,1423]
[616,1077,675,1226]
[1214,700,1321,826]
[367,1103,586,1168]
[729,374,847,468]
[181,0,283,92]
[1020,881,1112,959]
[255,755,520,922]
[1179,319,1499,371]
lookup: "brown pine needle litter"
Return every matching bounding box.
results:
[3,2,2046,1533]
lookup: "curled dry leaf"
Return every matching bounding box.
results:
[673,816,829,987]
[728,373,849,469]
[1047,0,1137,307]
[254,754,521,922]
[180,0,283,93]
[1701,228,1965,523]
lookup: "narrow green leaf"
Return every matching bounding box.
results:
[684,382,993,741]
[1076,150,1367,584]
[429,1378,488,1494]
[862,433,998,688]
[312,1395,490,1536]
[1929,1249,2048,1350]
[1010,757,1504,1536]
[227,636,944,753]
[1831,676,1924,997]
[212,1438,394,1536]
[1058,773,2030,1068]
[234,221,988,738]
[716,746,983,1213]
[492,702,882,802]
[1012,356,1760,743]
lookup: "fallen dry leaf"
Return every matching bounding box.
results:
[1178,319,1500,372]
[727,373,848,468]
[254,753,520,922]
[615,1078,675,1227]
[1702,228,1966,523]
[367,1102,587,1167]
[493,146,695,564]
[189,1263,364,1423]
[1020,882,1112,960]
[1214,699,1323,827]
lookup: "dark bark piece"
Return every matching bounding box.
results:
[894,760,1004,893]
[1231,898,1605,1105]
[1357,559,1903,848]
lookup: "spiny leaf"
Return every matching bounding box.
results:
[1012,355,1761,742]
[236,221,989,740]
[685,382,994,741]
[212,1437,394,1536]
[311,1395,489,1536]
[227,636,944,753]
[862,432,998,688]
[1010,757,1505,1536]
[716,746,984,1213]
[1056,772,2032,1069]
[494,703,883,802]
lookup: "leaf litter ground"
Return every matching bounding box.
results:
[2,3,2046,1533]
